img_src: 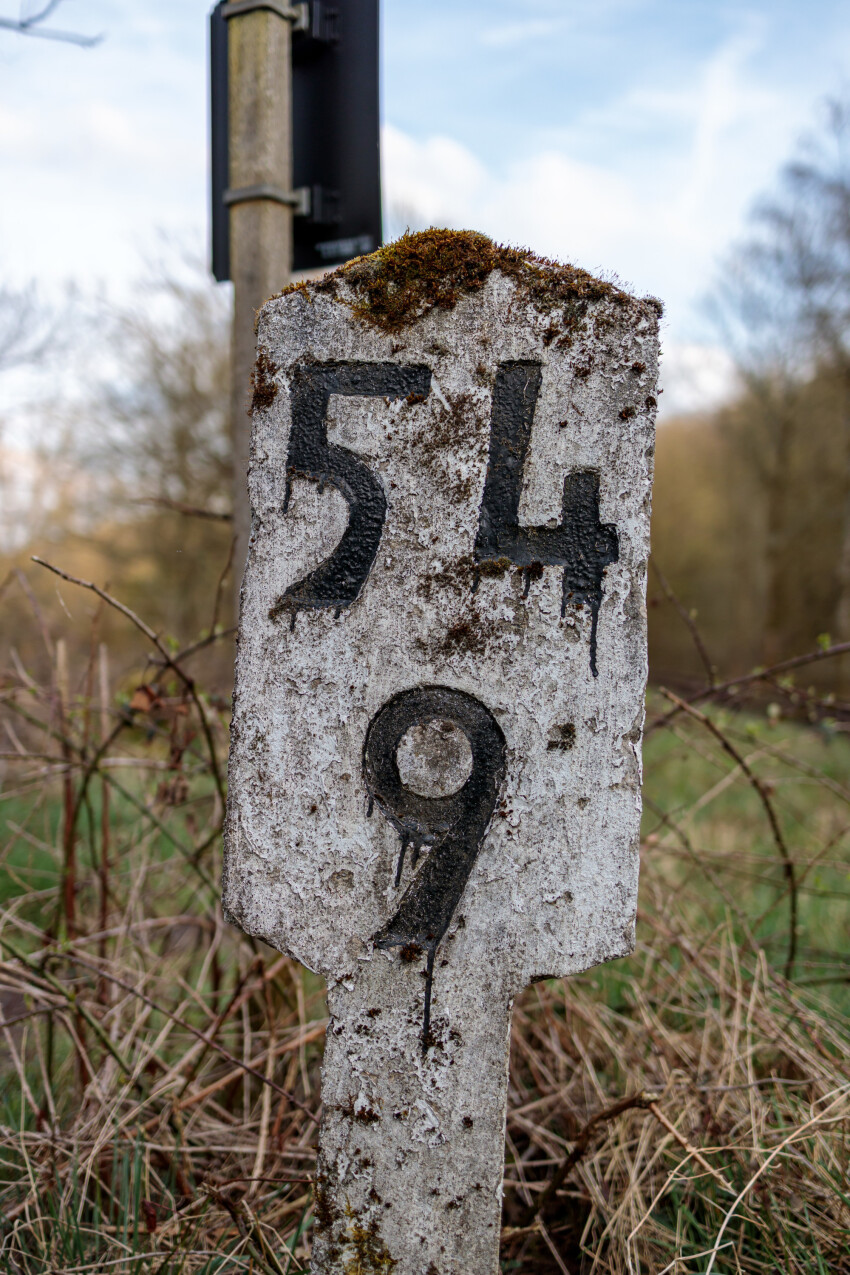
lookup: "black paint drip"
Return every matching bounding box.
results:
[269,361,432,624]
[363,686,506,1049]
[473,361,619,676]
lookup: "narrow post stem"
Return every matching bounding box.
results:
[313,951,513,1275]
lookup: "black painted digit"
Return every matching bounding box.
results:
[363,686,506,1047]
[269,361,432,625]
[474,361,619,676]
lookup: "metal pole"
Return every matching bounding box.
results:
[227,5,293,599]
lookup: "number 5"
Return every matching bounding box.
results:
[269,361,431,627]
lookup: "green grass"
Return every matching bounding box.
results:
[0,683,848,1274]
[643,701,850,975]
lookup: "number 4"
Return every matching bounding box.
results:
[474,361,619,677]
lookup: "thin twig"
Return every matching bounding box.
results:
[659,687,799,978]
[0,935,138,1083]
[0,4,101,46]
[53,949,319,1122]
[149,626,237,669]
[14,567,54,659]
[651,560,716,686]
[133,496,233,522]
[210,536,237,636]
[516,1091,659,1226]
[647,638,850,734]
[31,557,226,806]
[96,770,216,891]
[647,1102,733,1191]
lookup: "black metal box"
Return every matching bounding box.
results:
[209,0,382,281]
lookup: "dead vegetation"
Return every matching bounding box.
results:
[0,562,847,1274]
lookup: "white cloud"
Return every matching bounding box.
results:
[380,16,829,412]
[0,104,37,153]
[658,343,738,417]
[0,0,840,426]
[383,123,740,415]
[383,123,637,274]
[383,128,490,229]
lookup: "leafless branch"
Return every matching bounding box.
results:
[659,687,799,978]
[646,638,850,736]
[517,1091,659,1226]
[0,1,101,46]
[0,284,58,373]
[133,497,233,523]
[31,556,226,806]
[651,560,716,686]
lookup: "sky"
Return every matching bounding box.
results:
[1,0,850,414]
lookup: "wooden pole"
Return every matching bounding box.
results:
[227,5,293,597]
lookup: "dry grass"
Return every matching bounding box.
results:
[0,565,848,1273]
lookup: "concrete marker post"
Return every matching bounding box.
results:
[224,231,661,1274]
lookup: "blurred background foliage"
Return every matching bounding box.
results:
[2,98,850,700]
[0,265,235,689]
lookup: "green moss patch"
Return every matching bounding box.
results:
[280,228,662,334]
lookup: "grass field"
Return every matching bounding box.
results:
[0,599,848,1273]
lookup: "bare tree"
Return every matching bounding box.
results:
[0,1,100,46]
[714,96,850,649]
[80,266,232,518]
[6,261,234,641]
[0,282,58,374]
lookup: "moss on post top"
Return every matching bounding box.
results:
[278,228,663,334]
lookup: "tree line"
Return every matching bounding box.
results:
[654,98,850,688]
[2,99,850,695]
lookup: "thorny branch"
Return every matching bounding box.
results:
[516,1091,659,1226]
[647,637,850,735]
[55,948,319,1122]
[651,560,716,687]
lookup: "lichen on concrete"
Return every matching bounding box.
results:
[249,346,279,413]
[342,1203,398,1274]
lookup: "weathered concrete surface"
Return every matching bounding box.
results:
[223,235,660,1274]
[316,954,513,1272]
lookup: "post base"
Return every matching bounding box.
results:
[311,948,513,1275]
